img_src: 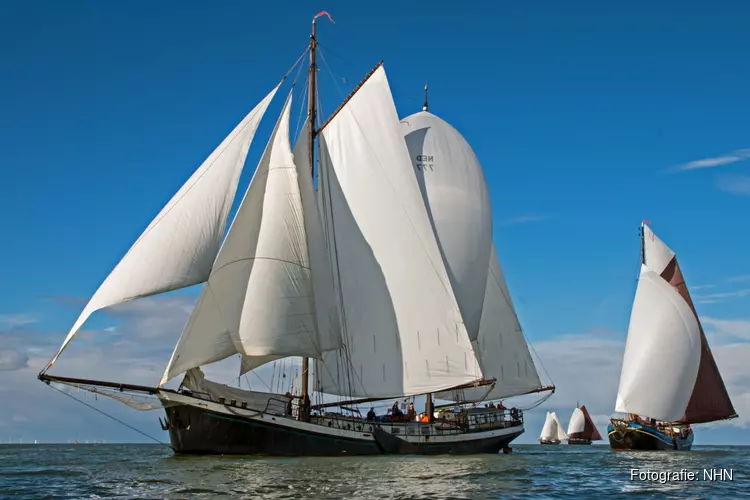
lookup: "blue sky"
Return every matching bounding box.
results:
[1,0,749,445]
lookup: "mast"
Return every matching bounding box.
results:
[640,220,647,265]
[300,14,319,420]
[423,85,428,111]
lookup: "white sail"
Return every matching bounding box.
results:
[567,407,586,436]
[554,412,568,441]
[161,93,340,384]
[539,411,557,441]
[238,120,342,375]
[614,264,702,421]
[435,242,542,402]
[401,111,492,341]
[46,84,280,371]
[314,66,481,398]
[643,224,675,274]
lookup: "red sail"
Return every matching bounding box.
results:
[580,405,602,441]
[660,257,737,424]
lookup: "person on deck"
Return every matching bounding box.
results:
[284,392,293,416]
[407,402,416,419]
[367,407,376,421]
[391,401,403,419]
[498,401,506,410]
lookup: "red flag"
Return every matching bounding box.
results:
[314,11,335,23]
[642,219,651,223]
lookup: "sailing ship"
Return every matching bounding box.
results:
[539,411,567,445]
[566,403,602,445]
[37,13,554,456]
[608,222,737,451]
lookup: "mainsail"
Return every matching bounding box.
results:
[567,405,602,441]
[614,224,736,423]
[161,93,342,384]
[43,84,281,372]
[313,65,482,399]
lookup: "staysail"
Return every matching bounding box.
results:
[436,242,542,402]
[161,93,341,384]
[567,405,602,441]
[313,65,482,398]
[614,224,736,423]
[400,111,492,341]
[45,84,281,372]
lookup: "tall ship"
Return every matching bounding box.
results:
[608,222,737,451]
[566,403,602,445]
[37,13,553,456]
[539,412,566,445]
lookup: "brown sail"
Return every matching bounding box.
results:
[579,405,602,441]
[660,257,737,424]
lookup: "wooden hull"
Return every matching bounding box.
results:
[539,439,560,445]
[607,421,693,451]
[160,392,524,456]
[567,438,592,445]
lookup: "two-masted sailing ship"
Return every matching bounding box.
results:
[608,222,737,451]
[37,14,553,456]
[539,412,567,445]
[566,403,602,445]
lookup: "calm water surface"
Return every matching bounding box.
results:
[0,444,747,499]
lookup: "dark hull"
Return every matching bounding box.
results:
[165,404,523,456]
[568,438,592,445]
[607,422,693,451]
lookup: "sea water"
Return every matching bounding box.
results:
[0,444,746,499]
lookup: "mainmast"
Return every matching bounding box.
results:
[299,13,321,421]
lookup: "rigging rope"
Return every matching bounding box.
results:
[44,382,174,451]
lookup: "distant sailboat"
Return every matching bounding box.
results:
[608,222,737,451]
[37,13,553,456]
[539,411,567,445]
[566,403,602,445]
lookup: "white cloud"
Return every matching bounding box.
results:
[728,274,750,283]
[716,174,750,196]
[0,348,29,371]
[701,317,750,342]
[0,313,39,329]
[693,289,750,304]
[3,299,750,444]
[674,148,750,171]
[691,284,715,290]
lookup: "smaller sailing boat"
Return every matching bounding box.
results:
[566,403,602,445]
[608,222,737,451]
[539,411,567,445]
